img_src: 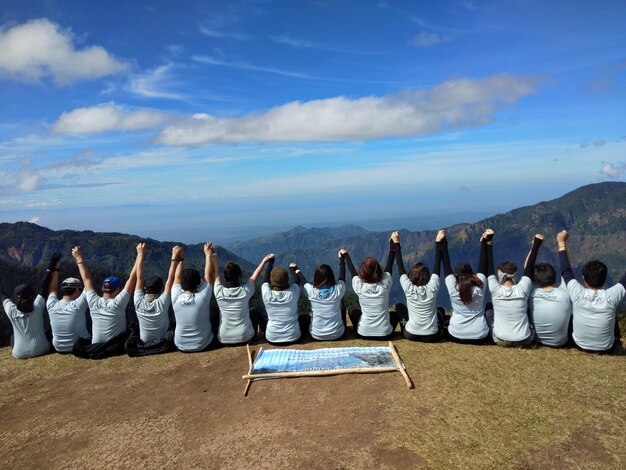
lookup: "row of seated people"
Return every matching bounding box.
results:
[1,229,624,359]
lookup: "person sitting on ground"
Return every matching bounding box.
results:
[72,246,139,359]
[529,256,572,348]
[393,230,446,342]
[261,255,302,345]
[487,231,542,347]
[343,236,398,340]
[125,243,179,357]
[171,244,215,353]
[557,230,625,353]
[0,255,56,359]
[295,252,347,341]
[46,253,90,353]
[208,250,269,346]
[441,229,491,344]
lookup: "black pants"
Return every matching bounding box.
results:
[73,332,127,360]
[348,306,399,340]
[125,331,173,357]
[395,303,444,343]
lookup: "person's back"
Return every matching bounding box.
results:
[489,277,533,341]
[352,272,393,336]
[214,278,255,344]
[2,288,50,359]
[557,230,625,352]
[304,280,346,340]
[47,282,90,353]
[262,282,300,343]
[529,263,572,347]
[86,278,130,344]
[134,289,171,343]
[172,282,213,351]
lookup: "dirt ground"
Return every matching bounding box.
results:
[0,337,624,469]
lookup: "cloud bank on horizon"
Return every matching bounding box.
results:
[0,0,624,240]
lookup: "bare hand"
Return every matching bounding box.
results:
[137,242,148,255]
[436,230,445,242]
[289,263,297,269]
[338,249,348,258]
[264,253,275,262]
[390,231,400,243]
[204,242,215,255]
[557,230,569,244]
[534,234,544,241]
[172,246,182,259]
[72,246,84,263]
[484,228,494,237]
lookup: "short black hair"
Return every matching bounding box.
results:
[498,261,517,275]
[223,262,242,284]
[144,276,164,295]
[533,263,556,287]
[61,286,81,296]
[582,260,607,289]
[181,268,202,292]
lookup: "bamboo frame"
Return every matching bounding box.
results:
[242,341,414,389]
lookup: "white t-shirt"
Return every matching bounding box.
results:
[47,292,90,352]
[529,284,572,347]
[488,276,533,342]
[400,273,440,336]
[352,272,393,337]
[3,295,50,359]
[134,289,171,343]
[303,281,346,340]
[172,282,213,352]
[445,273,489,340]
[86,290,130,343]
[262,283,301,343]
[214,278,255,344]
[567,280,625,351]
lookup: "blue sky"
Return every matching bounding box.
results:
[0,0,624,242]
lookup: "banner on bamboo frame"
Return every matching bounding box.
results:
[241,343,413,391]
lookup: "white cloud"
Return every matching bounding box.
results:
[52,103,167,135]
[16,169,42,192]
[192,55,312,79]
[156,74,539,146]
[410,32,454,48]
[199,25,248,40]
[28,216,40,224]
[128,64,185,100]
[0,18,129,85]
[600,162,624,178]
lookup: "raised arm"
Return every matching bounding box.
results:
[209,246,220,286]
[433,230,445,277]
[341,250,357,278]
[203,242,214,285]
[482,229,494,277]
[43,252,62,297]
[338,250,346,282]
[392,231,406,276]
[557,230,574,284]
[523,234,544,278]
[290,263,306,285]
[72,246,94,292]
[263,254,276,284]
[384,235,396,274]
[165,246,182,294]
[123,246,140,294]
[441,236,453,277]
[250,254,274,283]
[174,247,186,285]
[135,243,148,291]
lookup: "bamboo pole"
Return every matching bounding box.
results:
[242,366,399,380]
[389,341,413,389]
[242,344,255,397]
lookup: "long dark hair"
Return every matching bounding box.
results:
[409,262,430,286]
[457,274,484,305]
[313,264,336,288]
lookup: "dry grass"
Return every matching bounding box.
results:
[0,335,624,469]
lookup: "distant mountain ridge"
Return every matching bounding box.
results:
[225,182,626,304]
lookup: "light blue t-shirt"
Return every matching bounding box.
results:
[262,283,301,343]
[3,295,50,359]
[400,273,440,336]
[214,278,256,344]
[86,289,130,343]
[172,282,213,352]
[303,280,346,340]
[529,284,572,347]
[352,272,393,337]
[134,289,171,343]
[488,275,533,342]
[445,273,489,340]
[567,280,625,351]
[47,292,90,352]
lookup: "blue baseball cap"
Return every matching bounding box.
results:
[102,276,122,290]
